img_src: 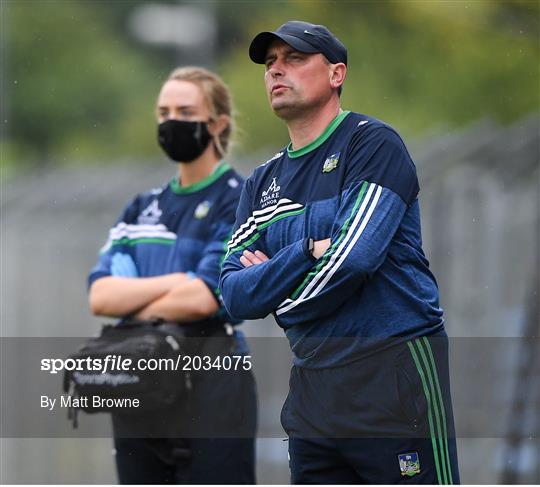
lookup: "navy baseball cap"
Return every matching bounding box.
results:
[249,20,347,66]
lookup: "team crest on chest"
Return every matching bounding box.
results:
[194,200,211,219]
[398,452,420,477]
[322,152,340,173]
[260,177,281,208]
[138,199,162,224]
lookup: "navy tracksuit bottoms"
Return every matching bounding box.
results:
[281,334,460,484]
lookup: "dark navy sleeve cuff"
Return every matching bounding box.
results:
[302,237,317,262]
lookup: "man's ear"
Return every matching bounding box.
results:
[208,114,230,136]
[330,63,347,90]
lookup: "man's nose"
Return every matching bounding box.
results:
[268,60,284,77]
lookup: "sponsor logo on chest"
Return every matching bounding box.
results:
[322,151,340,173]
[260,177,281,208]
[194,200,211,219]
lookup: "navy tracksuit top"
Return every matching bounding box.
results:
[220,111,444,368]
[89,163,245,332]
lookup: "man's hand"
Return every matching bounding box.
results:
[312,238,331,259]
[239,239,331,268]
[240,249,269,267]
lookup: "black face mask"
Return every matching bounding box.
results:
[157,119,212,163]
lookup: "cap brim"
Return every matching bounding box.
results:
[249,31,319,64]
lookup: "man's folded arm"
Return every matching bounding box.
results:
[274,125,418,328]
[220,238,315,320]
[274,183,406,328]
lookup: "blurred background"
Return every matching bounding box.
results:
[1,0,538,484]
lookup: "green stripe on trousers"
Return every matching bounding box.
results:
[422,336,454,484]
[407,338,454,484]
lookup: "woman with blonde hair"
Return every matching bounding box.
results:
[88,67,256,484]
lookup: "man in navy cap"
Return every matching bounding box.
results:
[220,20,460,484]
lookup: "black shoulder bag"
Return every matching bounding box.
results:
[63,320,191,427]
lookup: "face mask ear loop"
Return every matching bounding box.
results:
[207,115,226,158]
[213,133,226,158]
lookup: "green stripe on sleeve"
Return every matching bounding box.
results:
[226,207,305,257]
[225,232,262,259]
[290,181,369,300]
[220,230,233,266]
[407,340,443,485]
[258,208,305,230]
[111,237,175,247]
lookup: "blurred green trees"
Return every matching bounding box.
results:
[2,0,538,170]
[2,0,166,167]
[222,0,539,152]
